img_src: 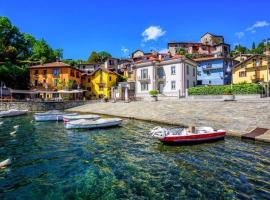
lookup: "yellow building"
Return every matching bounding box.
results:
[232,55,270,84]
[82,68,118,99]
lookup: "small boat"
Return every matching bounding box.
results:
[0,109,28,118]
[65,118,122,129]
[0,158,12,168]
[63,114,100,123]
[150,126,226,144]
[34,110,77,122]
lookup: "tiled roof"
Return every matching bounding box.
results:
[193,56,225,62]
[233,54,266,68]
[28,61,71,68]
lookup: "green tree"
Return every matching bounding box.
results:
[54,48,63,59]
[31,39,55,62]
[98,51,112,62]
[87,51,100,63]
[252,42,256,50]
[0,16,28,62]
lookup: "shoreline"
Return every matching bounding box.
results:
[66,100,270,143]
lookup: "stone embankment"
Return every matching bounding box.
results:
[67,99,270,143]
[0,100,88,111]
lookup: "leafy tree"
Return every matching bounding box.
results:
[31,39,55,62]
[87,51,112,64]
[252,42,256,50]
[54,48,63,60]
[98,51,112,62]
[87,51,100,63]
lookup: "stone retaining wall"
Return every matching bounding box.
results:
[187,94,262,100]
[0,101,90,111]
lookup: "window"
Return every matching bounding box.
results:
[193,68,195,76]
[141,83,148,91]
[43,69,47,75]
[239,71,247,77]
[70,69,74,77]
[171,81,176,90]
[197,71,202,76]
[141,69,148,79]
[76,71,80,78]
[53,68,59,77]
[99,86,104,91]
[186,65,189,75]
[87,87,91,91]
[88,78,90,83]
[209,80,212,85]
[54,79,58,87]
[34,80,38,86]
[193,81,196,87]
[34,70,38,75]
[187,80,189,88]
[109,76,112,81]
[171,66,176,75]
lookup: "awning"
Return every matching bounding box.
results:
[10,89,40,94]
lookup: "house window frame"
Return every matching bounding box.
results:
[53,68,59,77]
[171,66,176,75]
[171,80,176,90]
[141,83,148,91]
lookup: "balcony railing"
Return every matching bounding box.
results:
[137,76,151,83]
[157,75,166,80]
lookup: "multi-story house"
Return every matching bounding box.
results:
[78,63,99,74]
[81,67,118,99]
[29,62,82,91]
[232,54,270,84]
[194,57,232,85]
[134,55,197,98]
[168,32,230,58]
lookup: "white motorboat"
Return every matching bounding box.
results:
[65,118,122,129]
[34,110,77,121]
[0,109,28,118]
[63,114,100,123]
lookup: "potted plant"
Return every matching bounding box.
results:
[223,87,235,101]
[149,90,158,101]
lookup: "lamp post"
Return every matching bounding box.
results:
[1,81,6,107]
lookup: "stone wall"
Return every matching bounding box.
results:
[0,101,89,111]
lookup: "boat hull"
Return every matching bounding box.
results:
[65,119,122,129]
[160,132,226,144]
[35,113,77,122]
[0,110,28,118]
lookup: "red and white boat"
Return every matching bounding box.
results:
[150,126,226,144]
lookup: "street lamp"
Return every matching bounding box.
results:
[1,81,6,106]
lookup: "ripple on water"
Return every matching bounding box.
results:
[0,115,269,199]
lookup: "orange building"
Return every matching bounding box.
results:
[29,62,82,91]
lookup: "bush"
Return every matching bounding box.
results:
[224,87,233,95]
[149,90,158,97]
[188,83,262,95]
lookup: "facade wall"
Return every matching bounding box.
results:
[30,67,81,91]
[135,60,197,97]
[232,57,269,84]
[197,59,231,85]
[136,65,155,96]
[88,70,118,99]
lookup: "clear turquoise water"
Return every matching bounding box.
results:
[0,115,270,200]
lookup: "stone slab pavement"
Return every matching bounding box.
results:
[67,100,270,143]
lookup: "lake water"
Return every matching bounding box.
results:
[0,115,270,199]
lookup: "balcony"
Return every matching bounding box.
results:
[157,75,166,80]
[137,76,151,83]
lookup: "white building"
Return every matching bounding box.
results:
[134,57,197,98]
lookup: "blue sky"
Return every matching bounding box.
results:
[1,0,270,60]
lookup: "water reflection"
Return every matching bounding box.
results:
[0,115,269,199]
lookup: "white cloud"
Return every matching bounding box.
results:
[142,26,166,41]
[235,32,245,39]
[159,48,168,53]
[246,21,269,32]
[121,46,129,56]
